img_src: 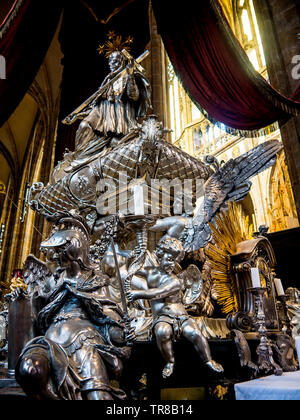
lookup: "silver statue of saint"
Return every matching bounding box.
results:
[15,213,133,400]
[64,49,152,158]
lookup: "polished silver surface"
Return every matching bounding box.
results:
[11,41,293,399]
[15,213,131,400]
[248,287,283,376]
[125,235,224,378]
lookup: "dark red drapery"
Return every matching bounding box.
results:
[152,0,300,135]
[0,0,63,127]
[1,0,20,27]
[2,0,299,146]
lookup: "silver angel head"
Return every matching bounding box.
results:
[155,235,185,274]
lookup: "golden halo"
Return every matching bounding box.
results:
[98,32,134,58]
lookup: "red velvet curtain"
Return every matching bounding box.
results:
[152,0,300,135]
[0,0,20,26]
[0,0,63,127]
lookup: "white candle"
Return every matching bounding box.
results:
[251,267,261,288]
[133,184,145,216]
[295,337,300,369]
[274,278,285,296]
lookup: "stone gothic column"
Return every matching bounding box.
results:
[254,0,300,220]
[148,1,169,127]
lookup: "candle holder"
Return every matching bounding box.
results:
[248,287,283,376]
[123,215,157,276]
[277,294,293,337]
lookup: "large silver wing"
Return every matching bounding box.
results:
[184,140,283,252]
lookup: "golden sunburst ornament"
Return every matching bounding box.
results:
[98,32,134,58]
[205,201,254,315]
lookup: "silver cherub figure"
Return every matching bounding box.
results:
[125,236,224,378]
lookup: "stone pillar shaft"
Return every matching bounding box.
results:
[254,0,300,220]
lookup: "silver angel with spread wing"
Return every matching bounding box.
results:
[189,139,282,251]
[151,140,282,252]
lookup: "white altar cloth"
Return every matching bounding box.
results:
[235,371,300,400]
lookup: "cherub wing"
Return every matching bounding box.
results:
[184,140,283,252]
[178,264,203,305]
[23,254,52,295]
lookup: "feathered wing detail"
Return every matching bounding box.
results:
[23,254,53,296]
[183,140,283,252]
[178,264,203,306]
